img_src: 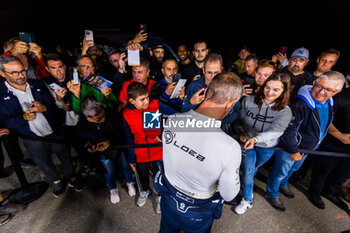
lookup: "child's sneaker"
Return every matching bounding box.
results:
[136,190,152,207]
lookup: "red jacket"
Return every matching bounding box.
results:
[123,99,162,163]
[1,51,51,80]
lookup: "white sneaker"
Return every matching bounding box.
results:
[156,196,161,214]
[137,190,152,207]
[127,182,136,197]
[110,188,120,204]
[234,198,252,214]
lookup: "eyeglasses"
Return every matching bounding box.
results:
[259,59,277,68]
[205,71,220,76]
[313,84,337,94]
[79,65,94,69]
[2,69,27,77]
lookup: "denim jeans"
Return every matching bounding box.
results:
[242,147,275,202]
[100,152,133,190]
[266,150,308,198]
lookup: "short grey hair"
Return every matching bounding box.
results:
[205,72,243,104]
[316,71,345,90]
[81,98,103,118]
[0,55,22,70]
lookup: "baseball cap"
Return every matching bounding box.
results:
[152,44,164,50]
[291,47,309,60]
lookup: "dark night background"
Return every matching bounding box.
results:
[1,1,350,74]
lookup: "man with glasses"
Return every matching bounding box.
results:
[281,47,314,100]
[0,55,83,198]
[67,55,117,115]
[265,71,345,211]
[181,53,240,134]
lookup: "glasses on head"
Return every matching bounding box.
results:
[79,65,94,69]
[2,69,27,77]
[313,83,337,94]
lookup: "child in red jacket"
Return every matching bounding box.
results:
[123,82,177,212]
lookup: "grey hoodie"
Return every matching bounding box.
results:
[236,95,292,148]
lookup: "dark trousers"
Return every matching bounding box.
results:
[310,155,350,195]
[0,138,4,175]
[136,160,161,191]
[22,137,75,182]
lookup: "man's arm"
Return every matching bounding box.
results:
[218,145,242,202]
[327,123,350,144]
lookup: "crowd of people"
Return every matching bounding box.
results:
[0,29,349,232]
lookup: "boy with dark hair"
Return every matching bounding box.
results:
[122,82,177,213]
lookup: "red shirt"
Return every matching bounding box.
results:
[118,78,156,102]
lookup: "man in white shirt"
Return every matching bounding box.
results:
[0,55,83,198]
[154,72,243,233]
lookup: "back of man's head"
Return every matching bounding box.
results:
[205,72,243,104]
[81,97,103,118]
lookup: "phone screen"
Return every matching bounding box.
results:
[140,24,147,33]
[85,30,94,42]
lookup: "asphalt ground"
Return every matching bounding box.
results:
[0,141,349,233]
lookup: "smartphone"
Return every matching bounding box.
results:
[279,46,287,55]
[172,73,181,83]
[19,32,36,44]
[48,83,62,91]
[72,67,79,85]
[197,83,207,96]
[85,30,94,43]
[140,24,147,33]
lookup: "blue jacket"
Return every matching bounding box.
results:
[181,76,241,134]
[0,79,64,139]
[278,85,334,154]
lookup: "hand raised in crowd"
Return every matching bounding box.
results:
[244,137,256,150]
[118,53,127,74]
[129,30,148,44]
[178,86,185,100]
[9,41,29,56]
[242,84,253,96]
[96,140,110,152]
[190,88,206,105]
[30,101,47,113]
[126,42,143,51]
[275,52,287,64]
[81,35,94,55]
[54,88,67,102]
[337,133,350,145]
[192,74,201,81]
[28,43,43,59]
[67,81,81,99]
[0,128,10,137]
[23,110,36,121]
[165,82,177,96]
[100,87,112,99]
[291,152,302,161]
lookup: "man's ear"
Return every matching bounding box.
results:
[129,98,135,105]
[0,70,5,78]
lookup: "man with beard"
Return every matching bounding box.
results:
[281,47,313,100]
[149,44,165,81]
[180,39,209,86]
